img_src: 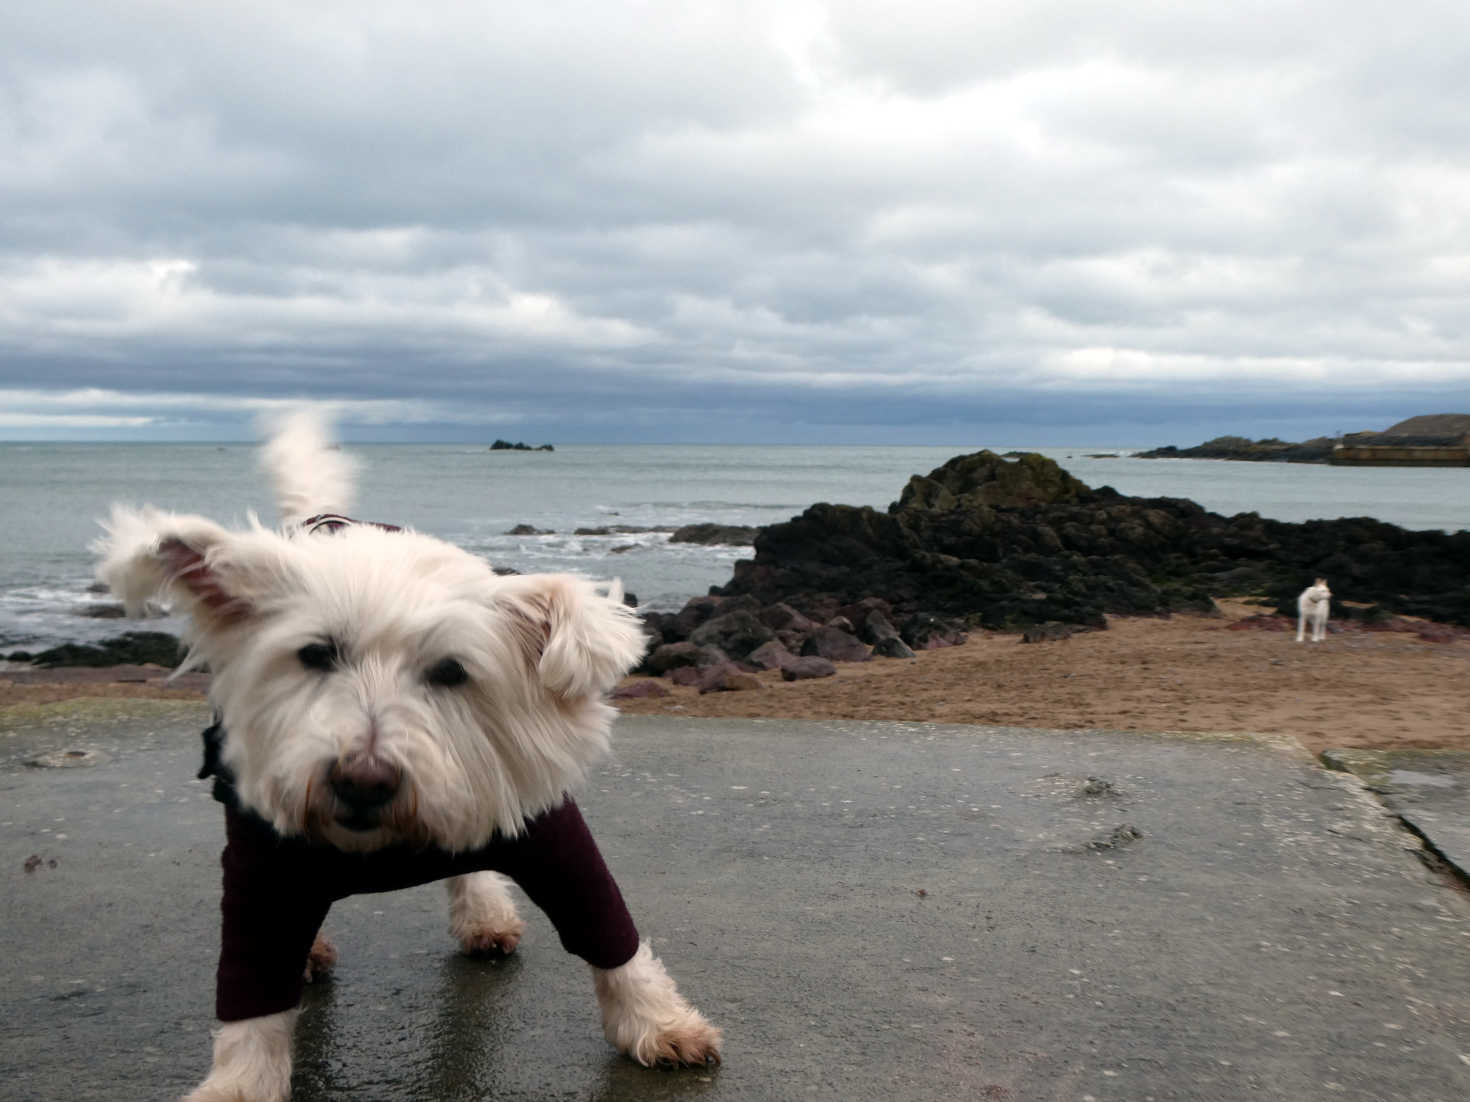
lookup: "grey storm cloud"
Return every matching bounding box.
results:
[2,0,1469,441]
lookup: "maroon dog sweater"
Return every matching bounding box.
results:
[199,721,641,1022]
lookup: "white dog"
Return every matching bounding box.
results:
[94,413,721,1102]
[1296,577,1331,643]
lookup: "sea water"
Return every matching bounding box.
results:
[2,442,1466,651]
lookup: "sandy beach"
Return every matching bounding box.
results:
[4,599,1466,756]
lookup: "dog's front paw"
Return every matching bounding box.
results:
[594,943,723,1068]
[182,1011,295,1102]
[182,1083,281,1102]
[447,872,525,957]
[455,914,526,957]
[181,1074,288,1102]
[626,1013,724,1068]
[303,931,337,983]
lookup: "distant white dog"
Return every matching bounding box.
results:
[94,412,721,1102]
[1296,578,1331,643]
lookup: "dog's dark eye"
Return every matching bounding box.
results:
[297,642,339,671]
[425,657,469,688]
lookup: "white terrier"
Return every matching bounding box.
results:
[94,413,721,1102]
[1296,577,1331,643]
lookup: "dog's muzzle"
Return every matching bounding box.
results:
[328,753,403,831]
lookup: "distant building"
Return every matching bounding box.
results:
[1330,431,1470,466]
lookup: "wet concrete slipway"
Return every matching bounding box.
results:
[3,701,1468,1102]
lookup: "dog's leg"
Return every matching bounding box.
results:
[181,1010,297,1102]
[592,942,723,1067]
[447,871,526,956]
[1296,611,1306,643]
[303,931,337,983]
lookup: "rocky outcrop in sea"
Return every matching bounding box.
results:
[712,449,1469,628]
[1135,435,1336,462]
[1136,413,1470,463]
[623,448,1469,688]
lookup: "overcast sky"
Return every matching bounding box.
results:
[4,1,1470,444]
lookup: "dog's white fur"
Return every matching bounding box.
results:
[93,411,720,1101]
[446,871,526,956]
[191,1012,297,1102]
[1296,577,1331,643]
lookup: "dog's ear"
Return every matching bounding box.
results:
[496,574,647,698]
[93,505,289,627]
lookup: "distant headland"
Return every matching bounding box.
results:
[1137,413,1470,466]
[489,439,554,452]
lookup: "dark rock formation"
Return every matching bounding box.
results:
[688,610,776,660]
[780,656,837,681]
[1021,622,1073,644]
[506,524,554,535]
[696,664,763,694]
[900,614,969,650]
[710,448,1470,630]
[758,602,819,635]
[643,641,728,676]
[871,636,917,659]
[17,631,185,669]
[489,440,554,451]
[670,523,760,546]
[894,450,1093,509]
[611,679,670,700]
[855,609,900,645]
[1136,435,1335,462]
[670,595,725,639]
[799,626,870,663]
[746,640,797,671]
[620,446,1467,695]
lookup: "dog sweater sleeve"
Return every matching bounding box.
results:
[214,806,333,1022]
[494,799,641,971]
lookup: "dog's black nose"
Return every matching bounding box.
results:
[329,755,402,814]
